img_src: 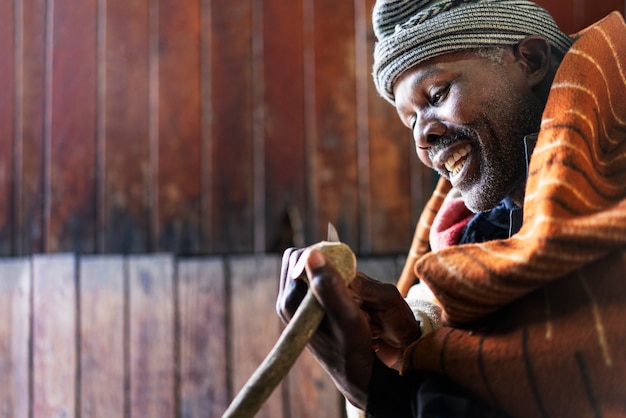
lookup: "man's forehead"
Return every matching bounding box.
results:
[395,50,485,89]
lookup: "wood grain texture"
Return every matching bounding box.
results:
[155,0,202,254]
[128,254,175,418]
[0,258,31,418]
[79,256,125,418]
[209,0,255,253]
[18,0,47,255]
[177,258,229,418]
[3,0,622,256]
[262,0,307,253]
[46,0,98,252]
[362,0,420,255]
[32,254,77,418]
[0,0,15,255]
[307,0,360,248]
[287,349,343,418]
[229,255,283,418]
[535,0,625,32]
[578,0,626,31]
[103,0,151,253]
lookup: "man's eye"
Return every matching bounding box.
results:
[430,85,449,105]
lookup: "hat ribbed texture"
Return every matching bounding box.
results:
[373,0,573,103]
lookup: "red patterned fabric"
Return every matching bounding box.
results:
[428,196,473,252]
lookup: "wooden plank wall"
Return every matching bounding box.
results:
[3,0,621,258]
[0,253,404,418]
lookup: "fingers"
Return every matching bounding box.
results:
[276,248,308,323]
[371,339,404,371]
[306,250,363,329]
[351,273,402,310]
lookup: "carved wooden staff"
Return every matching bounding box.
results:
[222,227,356,418]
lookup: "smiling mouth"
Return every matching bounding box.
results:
[444,144,472,179]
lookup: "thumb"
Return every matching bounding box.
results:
[305,249,361,325]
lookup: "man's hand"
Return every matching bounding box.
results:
[277,247,373,409]
[351,274,422,371]
[277,247,423,408]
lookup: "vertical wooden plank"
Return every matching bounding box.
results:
[229,255,284,417]
[355,0,373,254]
[0,0,15,255]
[19,0,47,255]
[79,256,125,417]
[307,0,359,247]
[199,0,212,254]
[534,0,575,33]
[155,0,202,253]
[209,0,255,253]
[128,254,175,417]
[0,258,31,418]
[287,351,343,418]
[252,0,265,253]
[580,0,624,30]
[262,0,308,253]
[178,258,228,418]
[362,0,419,255]
[103,0,151,253]
[46,0,98,252]
[32,254,77,417]
[536,0,622,34]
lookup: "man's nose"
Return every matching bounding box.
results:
[413,112,446,150]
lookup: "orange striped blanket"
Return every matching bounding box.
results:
[400,12,626,418]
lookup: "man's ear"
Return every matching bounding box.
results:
[514,35,552,89]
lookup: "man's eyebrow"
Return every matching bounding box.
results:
[409,67,445,88]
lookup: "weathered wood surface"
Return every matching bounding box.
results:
[128,255,176,417]
[0,253,404,417]
[0,258,30,418]
[178,258,228,418]
[4,0,618,257]
[80,256,125,418]
[32,254,77,417]
[230,256,285,417]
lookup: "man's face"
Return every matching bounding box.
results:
[393,49,544,212]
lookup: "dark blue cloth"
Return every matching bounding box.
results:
[459,197,522,245]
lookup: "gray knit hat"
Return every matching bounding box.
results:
[373,0,573,103]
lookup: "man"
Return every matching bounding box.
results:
[277,1,626,417]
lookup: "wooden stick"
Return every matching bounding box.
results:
[222,242,356,418]
[221,289,324,417]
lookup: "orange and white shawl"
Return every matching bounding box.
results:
[400,12,626,418]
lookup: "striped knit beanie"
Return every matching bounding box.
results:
[373,0,573,103]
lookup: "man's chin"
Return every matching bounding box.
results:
[458,189,503,213]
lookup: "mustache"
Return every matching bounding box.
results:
[428,127,478,159]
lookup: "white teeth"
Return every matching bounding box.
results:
[444,144,472,178]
